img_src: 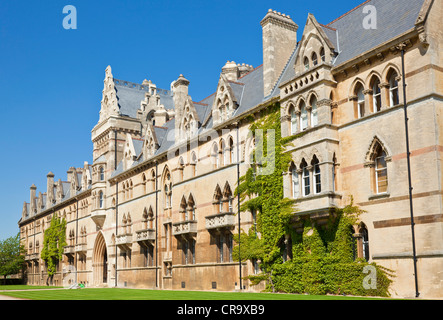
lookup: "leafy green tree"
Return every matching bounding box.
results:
[40,216,67,285]
[0,233,25,284]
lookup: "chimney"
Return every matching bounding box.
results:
[46,172,54,208]
[261,9,298,97]
[172,74,190,141]
[30,184,37,214]
[222,61,239,81]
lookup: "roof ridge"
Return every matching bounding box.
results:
[327,0,371,26]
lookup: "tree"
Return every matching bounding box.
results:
[0,233,25,284]
[40,216,67,285]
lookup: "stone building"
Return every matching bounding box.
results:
[18,0,443,298]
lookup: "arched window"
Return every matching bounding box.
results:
[320,47,326,62]
[164,171,172,208]
[214,185,223,214]
[188,195,196,220]
[212,143,219,169]
[180,196,187,221]
[388,71,399,106]
[289,104,298,135]
[312,52,318,66]
[142,173,146,194]
[355,83,365,118]
[223,183,233,213]
[310,95,318,127]
[228,137,234,164]
[220,139,226,167]
[290,162,299,199]
[375,147,388,194]
[304,57,309,70]
[361,225,370,261]
[178,157,184,182]
[312,156,321,194]
[371,77,382,112]
[190,152,197,177]
[300,101,308,131]
[301,159,310,196]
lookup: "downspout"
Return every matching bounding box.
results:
[114,129,119,288]
[236,122,242,291]
[155,161,159,288]
[75,198,78,284]
[399,45,419,298]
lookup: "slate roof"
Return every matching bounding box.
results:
[114,79,174,118]
[323,0,425,66]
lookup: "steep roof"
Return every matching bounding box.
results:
[324,0,425,66]
[114,79,174,118]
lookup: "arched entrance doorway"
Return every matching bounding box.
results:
[93,232,108,286]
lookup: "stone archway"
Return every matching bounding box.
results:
[92,232,108,286]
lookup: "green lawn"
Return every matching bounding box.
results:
[0,286,387,300]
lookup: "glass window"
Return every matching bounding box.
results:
[310,96,318,127]
[389,72,399,106]
[290,108,298,135]
[300,101,308,130]
[372,78,382,112]
[292,167,299,198]
[301,160,310,196]
[375,150,388,194]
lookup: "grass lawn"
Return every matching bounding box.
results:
[0,286,387,300]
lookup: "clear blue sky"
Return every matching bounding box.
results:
[0,0,361,240]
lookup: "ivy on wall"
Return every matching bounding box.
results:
[41,216,67,285]
[233,103,393,297]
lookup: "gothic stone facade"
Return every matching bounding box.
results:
[19,0,443,298]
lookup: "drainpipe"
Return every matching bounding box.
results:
[399,44,419,298]
[155,160,159,288]
[114,129,119,288]
[236,122,242,291]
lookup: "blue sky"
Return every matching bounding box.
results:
[0,0,361,240]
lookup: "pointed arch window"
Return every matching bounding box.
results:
[320,47,326,62]
[312,156,321,194]
[389,71,399,107]
[355,83,365,118]
[310,96,318,127]
[304,57,310,70]
[214,185,223,214]
[188,195,196,220]
[312,52,318,66]
[289,105,298,135]
[300,101,308,131]
[371,77,382,112]
[290,162,299,199]
[375,148,388,194]
[301,159,310,196]
[228,137,234,164]
[212,143,219,169]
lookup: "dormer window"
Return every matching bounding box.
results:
[320,47,325,62]
[304,57,310,70]
[312,52,318,66]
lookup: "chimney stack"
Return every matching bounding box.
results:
[261,9,298,97]
[46,172,55,208]
[30,184,37,214]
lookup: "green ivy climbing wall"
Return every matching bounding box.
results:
[233,103,393,297]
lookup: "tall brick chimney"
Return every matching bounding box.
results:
[261,9,298,97]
